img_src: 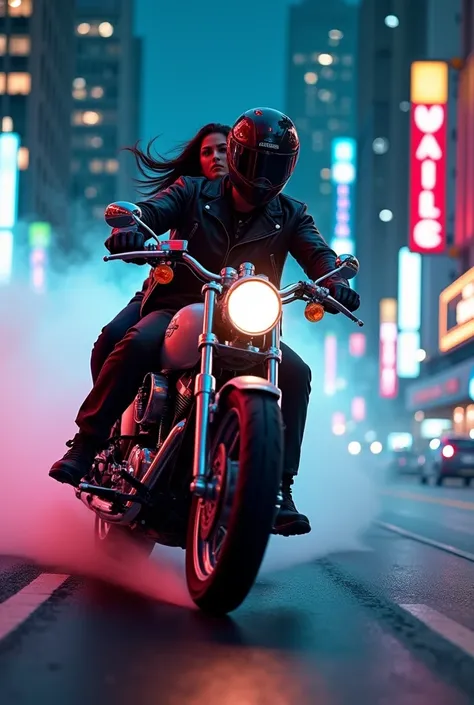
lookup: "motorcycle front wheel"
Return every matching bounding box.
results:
[185,387,284,615]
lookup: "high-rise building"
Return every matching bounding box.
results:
[71,0,141,226]
[355,0,461,442]
[0,0,75,240]
[286,0,358,242]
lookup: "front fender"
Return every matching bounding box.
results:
[215,375,281,405]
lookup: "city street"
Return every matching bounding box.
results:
[1,480,474,704]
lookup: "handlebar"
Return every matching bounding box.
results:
[104,250,364,326]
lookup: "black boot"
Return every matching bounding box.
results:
[49,432,101,488]
[272,476,311,536]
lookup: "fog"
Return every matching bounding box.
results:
[0,237,379,604]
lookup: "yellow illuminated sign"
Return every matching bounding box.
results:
[380,298,397,324]
[411,61,448,105]
[439,267,474,352]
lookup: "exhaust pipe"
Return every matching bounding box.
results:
[78,420,187,525]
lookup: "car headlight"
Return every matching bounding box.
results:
[225,278,282,336]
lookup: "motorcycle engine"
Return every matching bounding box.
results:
[134,373,169,426]
[125,444,154,485]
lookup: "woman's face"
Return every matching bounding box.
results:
[200,132,228,180]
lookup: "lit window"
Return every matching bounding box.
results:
[379,209,393,222]
[17,146,29,170]
[89,136,103,148]
[77,23,91,35]
[10,36,30,55]
[372,137,389,154]
[304,71,317,85]
[320,168,331,180]
[312,131,324,152]
[7,72,31,94]
[7,0,32,17]
[293,53,305,65]
[385,14,399,28]
[73,88,87,100]
[329,29,343,40]
[82,111,101,125]
[318,53,333,66]
[105,159,119,173]
[90,86,104,99]
[89,159,103,173]
[0,35,5,55]
[1,116,13,131]
[73,77,86,89]
[98,22,114,37]
[318,89,333,102]
[93,206,105,220]
[320,183,331,195]
[321,68,334,79]
[85,186,98,198]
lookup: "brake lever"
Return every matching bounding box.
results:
[324,294,364,326]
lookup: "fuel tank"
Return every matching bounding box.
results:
[161,303,204,370]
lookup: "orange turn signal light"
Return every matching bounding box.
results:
[304,302,325,322]
[153,264,174,285]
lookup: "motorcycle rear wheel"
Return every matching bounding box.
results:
[185,388,283,615]
[94,516,155,559]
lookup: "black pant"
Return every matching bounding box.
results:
[81,309,311,476]
[90,294,144,383]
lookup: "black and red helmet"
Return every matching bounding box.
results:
[227,107,300,206]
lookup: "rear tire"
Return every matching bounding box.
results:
[94,516,155,559]
[185,388,283,615]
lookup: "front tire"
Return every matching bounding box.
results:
[185,388,283,615]
[94,516,155,559]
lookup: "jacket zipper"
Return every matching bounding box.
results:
[223,229,279,267]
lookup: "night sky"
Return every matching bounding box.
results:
[134,0,299,152]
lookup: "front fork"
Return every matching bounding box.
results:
[190,283,220,497]
[190,285,282,498]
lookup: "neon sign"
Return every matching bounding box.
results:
[439,267,474,352]
[0,132,20,285]
[324,334,337,396]
[380,298,398,398]
[409,62,448,254]
[330,137,356,256]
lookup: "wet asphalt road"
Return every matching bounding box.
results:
[1,478,474,704]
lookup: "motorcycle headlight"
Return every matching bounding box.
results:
[225,278,282,336]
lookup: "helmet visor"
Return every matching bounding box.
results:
[228,138,298,189]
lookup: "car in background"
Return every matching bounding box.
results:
[419,435,474,486]
[388,449,421,476]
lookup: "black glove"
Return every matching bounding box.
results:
[327,282,360,313]
[105,225,145,255]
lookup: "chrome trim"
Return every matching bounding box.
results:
[79,420,186,525]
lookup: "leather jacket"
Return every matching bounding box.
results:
[135,175,347,317]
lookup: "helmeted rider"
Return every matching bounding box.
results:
[49,107,360,537]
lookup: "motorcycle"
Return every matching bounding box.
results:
[76,200,363,615]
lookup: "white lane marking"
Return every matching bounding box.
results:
[0,573,69,642]
[376,520,474,564]
[400,604,474,658]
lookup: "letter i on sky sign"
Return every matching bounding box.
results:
[409,62,448,255]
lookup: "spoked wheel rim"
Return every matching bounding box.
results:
[192,409,240,582]
[96,516,112,541]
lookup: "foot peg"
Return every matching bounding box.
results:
[77,483,149,505]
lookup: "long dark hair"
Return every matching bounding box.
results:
[124,122,231,197]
